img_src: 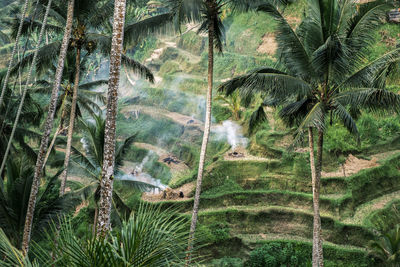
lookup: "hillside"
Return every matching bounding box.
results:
[99,1,400,266]
[1,0,400,266]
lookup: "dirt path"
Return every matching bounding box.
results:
[223,146,270,162]
[322,154,379,178]
[121,104,204,129]
[133,142,190,175]
[146,39,201,65]
[257,34,278,56]
[343,190,400,225]
[142,182,195,202]
[372,150,400,161]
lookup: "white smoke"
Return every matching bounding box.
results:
[213,120,248,150]
[119,152,167,194]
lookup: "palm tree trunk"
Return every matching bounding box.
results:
[60,47,81,196]
[97,0,127,237]
[0,0,31,109]
[310,127,324,267]
[43,123,63,168]
[21,0,74,255]
[44,91,69,168]
[186,7,215,264]
[14,0,54,256]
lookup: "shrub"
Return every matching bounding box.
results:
[244,242,311,267]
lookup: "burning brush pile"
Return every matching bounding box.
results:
[228,150,244,158]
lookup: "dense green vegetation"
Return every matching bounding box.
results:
[1,0,400,266]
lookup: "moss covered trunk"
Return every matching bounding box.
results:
[97,0,126,237]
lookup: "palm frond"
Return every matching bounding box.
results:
[279,98,312,127]
[0,228,35,267]
[10,17,63,38]
[339,48,400,88]
[297,102,326,133]
[331,101,360,142]
[336,88,400,113]
[219,67,311,99]
[346,0,392,52]
[121,55,154,83]
[78,80,108,90]
[124,13,174,47]
[257,2,314,79]
[10,41,62,77]
[249,105,267,133]
[167,0,203,28]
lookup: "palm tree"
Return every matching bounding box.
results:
[186,1,224,259]
[168,1,255,261]
[13,0,156,251]
[71,114,155,232]
[33,0,74,197]
[215,91,242,120]
[97,0,128,237]
[0,155,68,248]
[32,52,107,169]
[219,1,400,265]
[368,225,400,266]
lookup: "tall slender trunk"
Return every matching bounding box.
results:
[44,92,69,168]
[43,123,62,168]
[310,127,324,267]
[21,0,74,255]
[186,6,215,264]
[60,47,81,195]
[97,0,126,237]
[0,0,31,109]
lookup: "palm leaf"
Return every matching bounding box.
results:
[257,2,314,79]
[124,13,174,47]
[121,55,155,83]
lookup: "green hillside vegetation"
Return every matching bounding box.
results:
[1,0,400,266]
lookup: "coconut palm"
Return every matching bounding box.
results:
[0,155,69,249]
[167,0,255,261]
[368,225,400,266]
[31,52,107,170]
[215,91,242,120]
[219,1,400,265]
[71,114,155,233]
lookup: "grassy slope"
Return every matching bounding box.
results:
[115,0,400,265]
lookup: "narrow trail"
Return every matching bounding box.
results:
[142,182,195,202]
[237,233,366,251]
[121,104,203,129]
